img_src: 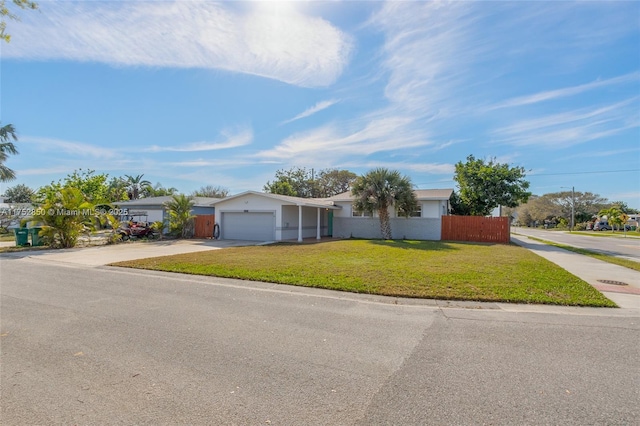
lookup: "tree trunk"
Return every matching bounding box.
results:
[378,205,392,239]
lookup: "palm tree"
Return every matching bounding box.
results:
[144,182,178,198]
[164,194,195,238]
[34,187,96,248]
[351,168,417,239]
[598,206,623,232]
[0,123,19,182]
[124,174,151,200]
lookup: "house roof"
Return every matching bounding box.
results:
[115,196,222,207]
[215,191,342,209]
[328,189,453,202]
[414,189,453,200]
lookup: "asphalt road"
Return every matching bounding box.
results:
[1,258,639,425]
[512,227,640,261]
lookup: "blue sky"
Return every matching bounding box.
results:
[1,1,639,207]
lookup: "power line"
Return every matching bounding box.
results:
[530,169,639,177]
[415,168,640,187]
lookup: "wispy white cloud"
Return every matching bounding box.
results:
[281,99,340,124]
[560,147,640,161]
[21,136,117,159]
[3,1,352,88]
[15,166,79,176]
[488,73,640,110]
[261,2,467,167]
[145,128,253,153]
[257,115,430,167]
[492,98,640,148]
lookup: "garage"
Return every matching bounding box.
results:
[221,212,275,241]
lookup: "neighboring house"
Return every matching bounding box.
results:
[0,202,34,230]
[213,189,453,242]
[114,196,219,226]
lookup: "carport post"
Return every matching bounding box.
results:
[298,205,303,242]
[317,208,321,240]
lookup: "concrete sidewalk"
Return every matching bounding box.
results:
[511,234,640,310]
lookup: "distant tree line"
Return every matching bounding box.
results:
[509,192,637,230]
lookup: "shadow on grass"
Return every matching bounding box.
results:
[367,239,462,252]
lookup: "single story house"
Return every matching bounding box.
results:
[115,196,219,226]
[212,189,453,242]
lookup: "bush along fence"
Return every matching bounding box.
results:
[441,216,510,244]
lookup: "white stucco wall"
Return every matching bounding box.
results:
[215,193,331,241]
[333,217,441,240]
[331,199,446,240]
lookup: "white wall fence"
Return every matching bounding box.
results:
[333,217,441,240]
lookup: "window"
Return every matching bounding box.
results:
[352,205,373,217]
[398,205,421,218]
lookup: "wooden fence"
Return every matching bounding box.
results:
[441,215,510,244]
[194,214,215,239]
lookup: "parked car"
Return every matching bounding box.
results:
[593,221,612,231]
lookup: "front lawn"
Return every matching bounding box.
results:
[111,239,615,307]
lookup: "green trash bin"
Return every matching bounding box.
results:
[13,228,29,246]
[29,227,43,246]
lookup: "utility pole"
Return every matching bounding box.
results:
[571,186,575,232]
[561,186,576,232]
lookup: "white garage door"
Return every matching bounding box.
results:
[222,212,275,241]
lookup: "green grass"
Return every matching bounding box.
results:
[523,236,640,272]
[111,239,616,307]
[571,231,640,239]
[0,233,16,242]
[0,245,51,253]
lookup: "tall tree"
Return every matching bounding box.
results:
[192,184,229,198]
[3,183,33,203]
[124,174,151,200]
[63,169,110,204]
[449,191,472,216]
[316,169,357,197]
[264,167,357,198]
[351,168,417,240]
[35,169,113,205]
[164,194,195,238]
[515,191,609,226]
[0,123,19,182]
[609,201,637,214]
[107,177,129,202]
[1,0,38,43]
[264,167,315,198]
[453,155,531,216]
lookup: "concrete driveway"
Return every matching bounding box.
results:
[1,239,263,267]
